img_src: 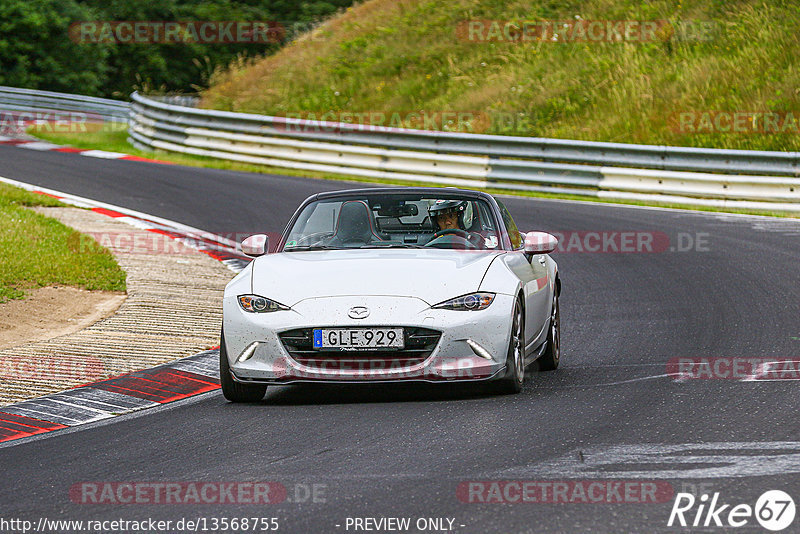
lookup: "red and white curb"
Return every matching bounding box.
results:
[0,176,255,444]
[0,175,251,273]
[0,350,220,443]
[0,134,174,165]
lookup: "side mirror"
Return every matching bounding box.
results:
[523,231,558,260]
[241,234,268,257]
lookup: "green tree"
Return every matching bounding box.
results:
[1,0,355,98]
[0,0,110,95]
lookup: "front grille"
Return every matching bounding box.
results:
[279,327,441,370]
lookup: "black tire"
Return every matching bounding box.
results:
[492,297,525,395]
[219,331,268,402]
[536,291,560,372]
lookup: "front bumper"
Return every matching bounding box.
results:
[222,294,515,383]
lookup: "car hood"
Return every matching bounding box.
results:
[250,249,504,307]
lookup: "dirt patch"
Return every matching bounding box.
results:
[0,207,231,405]
[0,286,125,350]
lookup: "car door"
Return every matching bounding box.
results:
[496,201,552,349]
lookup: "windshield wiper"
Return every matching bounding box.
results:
[360,243,425,249]
[283,245,342,252]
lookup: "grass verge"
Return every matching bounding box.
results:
[202,0,800,153]
[0,183,127,302]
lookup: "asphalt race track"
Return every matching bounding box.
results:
[1,144,799,533]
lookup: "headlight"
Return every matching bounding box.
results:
[432,292,495,311]
[238,294,289,313]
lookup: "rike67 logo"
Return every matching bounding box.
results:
[668,490,795,531]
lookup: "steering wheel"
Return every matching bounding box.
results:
[426,228,477,250]
[432,228,470,240]
[431,228,487,250]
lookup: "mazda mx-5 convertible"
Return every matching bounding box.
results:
[220,187,561,402]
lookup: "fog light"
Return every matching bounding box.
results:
[466,339,493,360]
[237,342,259,363]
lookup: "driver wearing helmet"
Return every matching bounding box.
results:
[429,199,465,232]
[427,200,486,249]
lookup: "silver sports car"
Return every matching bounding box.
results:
[220,187,560,402]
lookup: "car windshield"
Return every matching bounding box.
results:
[283,194,502,251]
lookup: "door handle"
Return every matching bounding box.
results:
[537,256,546,265]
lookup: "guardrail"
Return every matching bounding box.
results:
[2,86,796,212]
[0,86,130,123]
[129,92,800,212]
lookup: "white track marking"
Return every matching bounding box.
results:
[77,149,128,159]
[495,442,800,479]
[0,175,236,247]
[15,141,62,151]
[0,174,246,273]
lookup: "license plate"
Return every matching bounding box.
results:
[313,328,404,350]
